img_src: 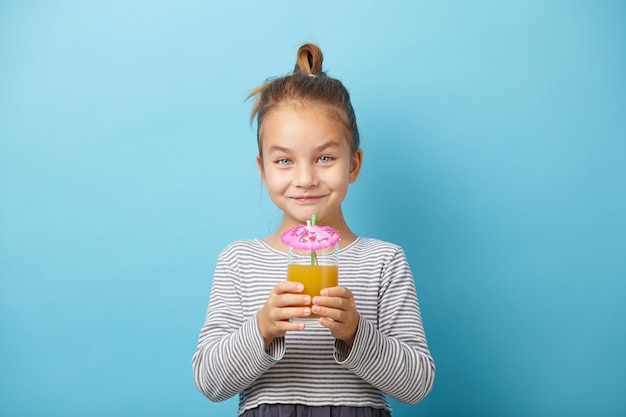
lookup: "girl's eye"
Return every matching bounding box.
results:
[318,155,334,163]
[276,158,292,165]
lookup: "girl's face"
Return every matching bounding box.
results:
[257,103,362,230]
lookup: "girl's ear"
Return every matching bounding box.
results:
[256,154,266,185]
[348,148,363,183]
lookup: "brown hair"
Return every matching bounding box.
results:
[249,43,360,155]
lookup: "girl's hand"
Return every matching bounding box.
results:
[257,281,312,350]
[312,286,359,347]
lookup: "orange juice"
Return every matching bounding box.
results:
[287,264,338,301]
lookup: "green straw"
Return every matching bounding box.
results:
[310,214,319,265]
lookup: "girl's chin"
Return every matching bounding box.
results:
[286,215,315,225]
[284,211,339,226]
[282,211,319,225]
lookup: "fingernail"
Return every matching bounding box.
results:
[304,296,311,304]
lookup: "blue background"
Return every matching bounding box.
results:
[1,1,625,416]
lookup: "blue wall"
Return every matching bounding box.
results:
[1,1,624,416]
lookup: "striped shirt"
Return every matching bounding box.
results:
[192,237,435,415]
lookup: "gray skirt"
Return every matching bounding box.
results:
[240,404,391,417]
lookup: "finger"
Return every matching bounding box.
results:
[271,306,312,321]
[273,319,307,333]
[274,294,311,308]
[312,302,359,326]
[274,281,305,295]
[311,304,342,321]
[320,286,351,298]
[318,316,339,328]
[312,295,351,310]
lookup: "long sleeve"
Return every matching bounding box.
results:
[192,249,284,402]
[334,246,435,404]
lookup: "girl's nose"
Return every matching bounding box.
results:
[293,164,317,188]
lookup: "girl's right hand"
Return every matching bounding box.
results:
[257,281,312,350]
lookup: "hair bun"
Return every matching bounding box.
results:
[294,43,324,76]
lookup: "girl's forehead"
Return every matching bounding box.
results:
[259,112,351,154]
[258,101,354,154]
[265,102,349,133]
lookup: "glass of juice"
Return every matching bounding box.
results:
[287,243,338,315]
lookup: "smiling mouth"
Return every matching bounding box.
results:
[292,196,323,204]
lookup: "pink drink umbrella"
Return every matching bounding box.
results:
[280,215,340,265]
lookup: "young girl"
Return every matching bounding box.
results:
[192,43,435,417]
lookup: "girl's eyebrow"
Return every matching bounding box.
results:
[316,141,340,151]
[267,145,290,154]
[267,141,340,154]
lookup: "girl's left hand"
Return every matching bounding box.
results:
[312,286,359,347]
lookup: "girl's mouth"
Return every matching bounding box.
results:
[292,195,323,204]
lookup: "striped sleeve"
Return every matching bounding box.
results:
[334,245,435,404]
[191,245,284,402]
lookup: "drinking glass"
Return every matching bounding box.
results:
[287,244,338,314]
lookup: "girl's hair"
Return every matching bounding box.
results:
[249,43,360,155]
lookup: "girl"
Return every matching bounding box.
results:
[192,43,435,417]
